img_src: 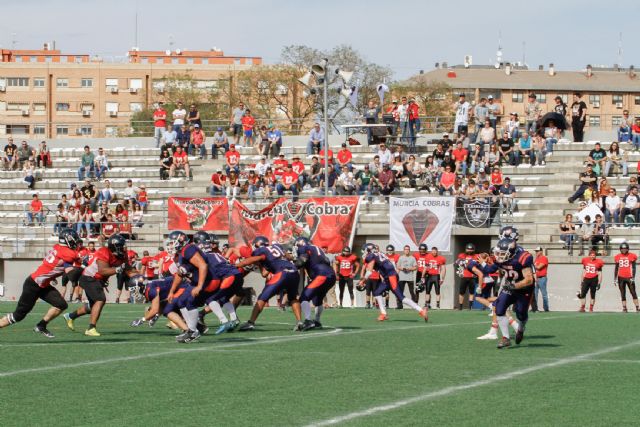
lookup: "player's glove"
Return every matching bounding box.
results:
[115,264,126,275]
[502,282,515,292]
[148,314,160,327]
[630,279,635,286]
[596,283,601,291]
[130,317,145,327]
[613,280,619,287]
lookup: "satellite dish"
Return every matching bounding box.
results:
[175,49,182,55]
[494,62,500,69]
[165,49,171,56]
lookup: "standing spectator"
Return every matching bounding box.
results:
[209,170,226,196]
[397,245,418,307]
[586,142,608,175]
[152,102,167,147]
[3,137,18,170]
[438,165,455,195]
[172,101,187,139]
[190,124,206,159]
[559,213,577,255]
[473,98,489,143]
[479,119,496,146]
[211,127,229,159]
[169,145,190,179]
[604,188,621,225]
[186,104,201,128]
[620,186,640,224]
[505,112,520,141]
[570,93,587,142]
[309,156,322,187]
[177,124,191,149]
[319,164,338,195]
[122,179,139,209]
[225,171,240,199]
[36,141,51,168]
[451,141,469,176]
[77,145,95,181]
[225,144,241,175]
[487,95,501,130]
[336,143,353,171]
[516,131,534,166]
[267,123,283,158]
[23,159,35,189]
[308,123,325,155]
[98,180,116,204]
[453,93,470,135]
[553,96,568,117]
[497,131,515,165]
[93,147,109,180]
[533,247,549,312]
[159,149,172,180]
[136,185,148,212]
[578,215,595,256]
[408,98,420,151]
[364,100,381,145]
[544,120,560,156]
[230,101,246,145]
[377,143,392,167]
[568,164,598,203]
[524,94,541,134]
[27,193,45,226]
[631,118,640,151]
[618,110,631,143]
[160,123,177,151]
[397,97,410,143]
[386,100,399,136]
[277,165,299,201]
[603,142,628,177]
[17,140,35,169]
[241,109,255,147]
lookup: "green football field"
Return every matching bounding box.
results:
[0,302,639,426]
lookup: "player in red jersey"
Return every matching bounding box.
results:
[579,249,604,312]
[68,241,95,303]
[421,246,446,309]
[115,249,139,304]
[414,243,429,286]
[455,243,478,310]
[613,242,639,312]
[64,234,138,336]
[0,228,82,338]
[334,246,360,308]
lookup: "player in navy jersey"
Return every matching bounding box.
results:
[129,277,189,332]
[294,237,336,331]
[236,236,303,331]
[492,238,534,349]
[358,243,428,322]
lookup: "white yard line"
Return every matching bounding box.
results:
[304,339,640,427]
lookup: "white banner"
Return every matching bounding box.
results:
[389,197,455,252]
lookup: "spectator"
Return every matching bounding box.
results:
[591,214,609,255]
[505,112,520,141]
[318,147,334,167]
[618,110,631,143]
[230,101,246,145]
[377,143,392,166]
[533,247,550,312]
[391,155,406,183]
[422,156,437,190]
[177,124,191,149]
[93,147,109,180]
[115,203,131,240]
[356,164,377,199]
[308,123,325,155]
[559,213,576,254]
[336,143,353,171]
[255,156,270,176]
[80,179,97,211]
[122,179,139,209]
[273,153,288,177]
[486,144,500,169]
[386,100,399,136]
[336,167,356,195]
[3,137,18,170]
[464,179,479,198]
[487,95,501,130]
[225,171,240,199]
[626,176,638,194]
[568,164,598,203]
[453,93,470,134]
[498,177,517,215]
[532,130,546,166]
[524,94,541,134]
[210,169,226,196]
[451,141,468,176]
[516,131,533,166]
[369,155,383,176]
[77,203,93,238]
[579,215,595,256]
[53,203,68,237]
[66,205,79,233]
[397,245,418,307]
[291,156,306,187]
[262,167,276,199]
[267,123,283,158]
[161,123,177,151]
[100,213,119,244]
[16,140,35,169]
[309,157,322,187]
[570,93,587,142]
[438,165,455,195]
[319,164,338,195]
[224,144,240,175]
[397,97,410,143]
[490,167,504,191]
[604,188,621,225]
[473,98,489,143]
[190,124,206,159]
[497,131,515,165]
[256,125,268,155]
[395,145,409,162]
[364,100,381,144]
[186,104,201,128]
[159,149,172,180]
[405,155,423,188]
[620,186,640,224]
[98,180,116,204]
[70,189,85,209]
[586,142,607,175]
[553,96,568,117]
[408,98,420,151]
[211,127,229,159]
[77,145,95,181]
[440,133,453,152]
[603,141,628,177]
[475,167,488,185]
[136,185,148,212]
[544,120,560,156]
[170,146,190,179]
[131,202,144,228]
[36,141,51,168]
[277,165,299,201]
[27,193,45,226]
[440,152,456,175]
[451,175,465,196]
[172,101,187,138]
[241,109,255,147]
[455,130,470,150]
[378,163,395,199]
[245,170,261,202]
[598,177,612,207]
[23,159,35,189]
[152,102,167,148]
[478,119,495,146]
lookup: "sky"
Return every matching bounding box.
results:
[3,0,640,80]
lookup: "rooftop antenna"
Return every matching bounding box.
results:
[168,34,174,51]
[522,41,526,66]
[134,4,138,49]
[618,32,623,67]
[11,32,17,49]
[495,30,503,68]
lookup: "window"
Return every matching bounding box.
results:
[511,93,523,103]
[44,56,52,63]
[589,94,600,107]
[81,78,93,88]
[33,125,46,135]
[33,103,46,111]
[6,77,29,87]
[589,116,600,128]
[129,78,142,90]
[106,102,119,113]
[635,96,640,106]
[7,103,29,111]
[78,126,92,135]
[105,78,119,91]
[105,126,118,136]
[612,116,623,126]
[80,103,94,112]
[56,125,69,135]
[56,78,69,88]
[275,83,288,95]
[195,80,217,89]
[33,78,45,88]
[534,93,546,103]
[558,94,568,104]
[129,102,143,112]
[55,103,70,111]
[14,56,22,62]
[612,94,623,106]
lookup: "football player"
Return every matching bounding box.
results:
[130,276,189,332]
[334,246,359,308]
[579,249,603,312]
[421,246,446,309]
[358,252,381,309]
[236,236,303,331]
[294,237,337,330]
[613,242,639,312]
[455,243,478,310]
[492,238,534,349]
[358,243,428,322]
[0,228,82,338]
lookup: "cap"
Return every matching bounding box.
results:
[535,246,543,252]
[292,155,300,160]
[478,167,485,173]
[216,168,222,172]
[488,95,494,99]
[392,99,398,103]
[194,124,200,128]
[444,152,451,156]
[341,143,347,147]
[443,132,449,137]
[459,93,466,97]
[260,155,266,160]
[217,127,223,131]
[230,143,235,148]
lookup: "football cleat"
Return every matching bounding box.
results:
[84,328,101,337]
[377,314,388,321]
[313,320,323,329]
[301,319,316,331]
[185,330,201,343]
[578,307,586,312]
[63,313,75,331]
[229,319,240,331]
[175,330,190,342]
[497,337,511,349]
[515,326,525,344]
[238,321,255,332]
[419,309,428,322]
[196,319,209,335]
[33,325,55,339]
[214,321,233,335]
[477,331,498,340]
[148,314,160,327]
[293,321,305,332]
[130,318,145,327]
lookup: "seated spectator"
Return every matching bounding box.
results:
[451,141,469,176]
[475,167,488,185]
[23,159,35,189]
[80,179,98,211]
[122,179,139,209]
[532,130,546,166]
[356,164,377,199]
[432,142,447,168]
[498,177,517,215]
[177,124,191,149]
[170,146,190,179]
[568,164,598,204]
[336,143,353,171]
[464,179,479,198]
[620,185,640,224]
[598,177,612,207]
[618,110,631,143]
[476,180,497,202]
[451,176,465,196]
[405,155,423,188]
[262,167,277,199]
[3,138,18,170]
[53,203,68,236]
[245,170,261,202]
[210,169,226,196]
[77,203,93,238]
[626,176,638,194]
[486,144,500,169]
[440,152,456,175]
[273,154,288,177]
[455,129,470,150]
[469,142,485,175]
[159,149,172,180]
[77,145,95,181]
[319,164,339,195]
[497,131,515,165]
[308,122,325,155]
[440,133,453,151]
[211,127,229,159]
[422,156,437,191]
[318,147,334,167]
[70,189,85,209]
[478,119,495,146]
[604,188,621,224]
[17,140,35,169]
[578,215,594,256]
[277,165,299,201]
[98,180,116,204]
[369,155,383,176]
[631,118,640,151]
[225,171,240,199]
[490,167,504,191]
[377,163,395,199]
[136,185,148,212]
[93,147,109,180]
[115,203,132,239]
[66,205,80,232]
[391,155,406,183]
[559,213,576,255]
[377,143,392,166]
[337,169,356,195]
[255,156,270,176]
[516,132,534,166]
[544,120,560,155]
[26,193,45,226]
[267,124,282,158]
[591,214,609,255]
[586,142,607,176]
[505,112,520,141]
[131,202,144,227]
[603,142,628,177]
[100,213,119,245]
[224,144,240,175]
[309,157,322,187]
[36,141,51,168]
[438,165,455,195]
[190,124,206,159]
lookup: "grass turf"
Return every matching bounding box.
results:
[0,302,638,426]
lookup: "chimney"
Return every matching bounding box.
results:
[586,64,593,77]
[505,63,512,75]
[548,63,555,76]
[43,42,49,51]
[419,70,424,74]
[442,61,448,69]
[538,65,544,71]
[434,62,440,69]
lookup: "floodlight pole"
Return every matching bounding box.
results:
[323,70,329,196]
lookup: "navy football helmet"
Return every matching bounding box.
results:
[253,235,270,248]
[493,238,517,263]
[166,231,188,255]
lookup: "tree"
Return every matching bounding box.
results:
[390,77,453,133]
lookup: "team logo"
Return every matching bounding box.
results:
[401,208,439,246]
[179,199,219,230]
[463,199,490,228]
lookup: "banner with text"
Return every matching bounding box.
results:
[389,196,455,252]
[168,197,229,231]
[229,197,360,253]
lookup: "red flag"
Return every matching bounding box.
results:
[167,197,229,231]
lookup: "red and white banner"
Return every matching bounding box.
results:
[389,196,454,252]
[229,197,360,253]
[167,197,229,231]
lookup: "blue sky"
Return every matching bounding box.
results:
[3,0,639,79]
